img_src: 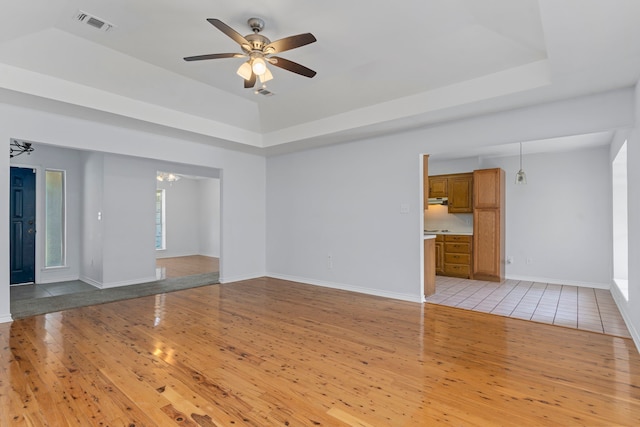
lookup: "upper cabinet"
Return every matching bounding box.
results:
[423,155,430,210]
[473,168,501,209]
[429,176,448,198]
[447,174,473,213]
[428,173,473,213]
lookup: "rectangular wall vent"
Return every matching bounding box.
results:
[74,10,115,32]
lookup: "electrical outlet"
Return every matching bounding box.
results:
[327,254,333,270]
[507,256,513,264]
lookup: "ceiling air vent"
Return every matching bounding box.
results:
[254,87,274,97]
[74,10,115,32]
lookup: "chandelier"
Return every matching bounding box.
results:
[10,139,35,158]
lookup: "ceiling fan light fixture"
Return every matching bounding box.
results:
[236,61,252,80]
[259,67,273,83]
[251,56,267,75]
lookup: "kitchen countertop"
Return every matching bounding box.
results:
[424,230,473,236]
[423,234,436,240]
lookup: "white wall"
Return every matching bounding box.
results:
[9,144,83,284]
[483,147,612,286]
[199,178,221,257]
[0,142,9,322]
[156,176,221,259]
[100,154,158,287]
[610,81,640,350]
[266,89,634,303]
[0,100,267,321]
[81,152,104,284]
[157,178,201,258]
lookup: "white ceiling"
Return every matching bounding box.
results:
[1,0,639,154]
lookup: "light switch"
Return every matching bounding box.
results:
[400,204,410,214]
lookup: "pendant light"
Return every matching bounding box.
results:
[515,142,527,184]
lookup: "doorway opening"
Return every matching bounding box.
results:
[155,171,221,280]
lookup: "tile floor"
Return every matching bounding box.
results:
[427,276,631,338]
[11,280,97,302]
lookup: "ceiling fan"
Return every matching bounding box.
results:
[184,18,317,89]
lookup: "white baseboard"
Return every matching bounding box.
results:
[99,276,158,289]
[505,274,610,289]
[219,272,265,284]
[610,284,640,354]
[79,275,158,289]
[37,275,80,284]
[267,273,424,303]
[79,276,101,288]
[0,314,13,324]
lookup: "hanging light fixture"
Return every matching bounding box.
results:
[515,142,527,184]
[9,139,35,158]
[157,172,181,183]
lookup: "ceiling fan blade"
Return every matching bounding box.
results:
[207,18,250,47]
[184,53,245,61]
[270,56,317,78]
[244,72,257,89]
[264,33,316,54]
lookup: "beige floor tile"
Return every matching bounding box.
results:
[429,278,630,338]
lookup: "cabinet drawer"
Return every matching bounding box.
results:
[444,242,471,254]
[435,234,445,242]
[444,263,471,277]
[445,253,470,264]
[445,234,471,243]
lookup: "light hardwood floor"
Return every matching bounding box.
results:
[156,255,219,279]
[2,277,639,426]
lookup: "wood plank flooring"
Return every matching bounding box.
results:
[156,255,219,279]
[2,277,640,426]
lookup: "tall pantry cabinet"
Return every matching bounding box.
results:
[472,168,505,282]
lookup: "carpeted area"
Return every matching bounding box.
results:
[10,272,220,319]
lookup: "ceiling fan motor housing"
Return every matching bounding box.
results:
[243,33,271,53]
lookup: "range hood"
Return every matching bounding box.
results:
[428,197,448,205]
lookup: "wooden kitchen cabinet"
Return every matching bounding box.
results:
[443,235,472,278]
[435,235,445,275]
[424,237,436,297]
[473,168,501,209]
[473,168,505,282]
[429,176,448,198]
[447,173,473,213]
[423,155,430,210]
[428,173,473,213]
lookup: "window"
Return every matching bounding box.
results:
[45,170,65,268]
[612,141,628,300]
[155,189,166,250]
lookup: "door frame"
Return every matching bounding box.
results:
[10,162,44,285]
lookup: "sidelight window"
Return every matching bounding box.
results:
[45,169,66,268]
[612,141,628,300]
[155,189,166,250]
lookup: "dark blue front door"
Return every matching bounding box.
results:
[10,167,36,284]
